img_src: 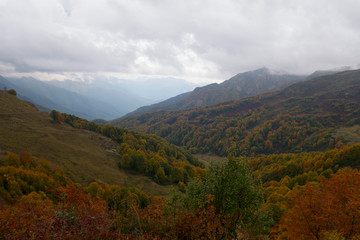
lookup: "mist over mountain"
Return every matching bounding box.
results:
[0,76,120,120]
[47,76,199,109]
[2,67,353,122]
[46,77,149,117]
[0,75,200,120]
[305,66,354,80]
[117,77,201,102]
[123,67,306,117]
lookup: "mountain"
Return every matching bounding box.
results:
[124,68,306,117]
[0,76,122,120]
[112,69,360,156]
[0,90,202,195]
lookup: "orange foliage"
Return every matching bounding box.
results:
[277,169,360,240]
[0,192,55,240]
[136,195,233,239]
[20,150,34,166]
[0,185,122,239]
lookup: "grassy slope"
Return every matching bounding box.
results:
[0,91,171,196]
[195,154,226,168]
[334,125,360,146]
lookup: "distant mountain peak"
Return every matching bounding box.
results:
[238,67,289,76]
[267,68,288,75]
[307,66,356,80]
[328,66,353,72]
[251,67,287,75]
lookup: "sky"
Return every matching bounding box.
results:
[0,0,359,83]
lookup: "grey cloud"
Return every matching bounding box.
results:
[0,0,359,82]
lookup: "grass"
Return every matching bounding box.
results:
[195,153,226,168]
[333,125,360,146]
[0,91,171,196]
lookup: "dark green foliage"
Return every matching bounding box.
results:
[7,89,17,96]
[92,119,108,125]
[184,157,270,235]
[50,110,59,122]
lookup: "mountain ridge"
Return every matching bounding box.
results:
[123,67,306,117]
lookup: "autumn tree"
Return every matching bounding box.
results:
[3,152,21,167]
[278,168,360,240]
[50,110,64,123]
[20,150,34,166]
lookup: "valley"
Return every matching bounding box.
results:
[2,1,360,238]
[1,68,360,239]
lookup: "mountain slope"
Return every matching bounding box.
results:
[124,68,305,117]
[0,76,121,120]
[113,69,360,156]
[0,91,200,195]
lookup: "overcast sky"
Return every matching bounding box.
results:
[0,0,359,83]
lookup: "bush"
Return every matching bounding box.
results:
[7,89,17,96]
[50,110,64,123]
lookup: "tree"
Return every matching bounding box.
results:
[20,150,34,166]
[50,110,59,123]
[185,156,270,237]
[155,167,167,184]
[50,110,64,123]
[4,152,21,167]
[170,167,184,183]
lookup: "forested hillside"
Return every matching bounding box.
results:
[114,69,360,156]
[0,90,202,195]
